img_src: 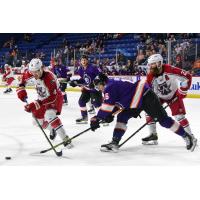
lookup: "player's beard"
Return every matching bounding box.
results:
[151,67,160,76]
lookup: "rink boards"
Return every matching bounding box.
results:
[0,75,200,98]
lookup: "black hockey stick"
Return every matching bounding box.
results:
[25,100,62,157]
[118,96,178,148]
[33,116,63,157]
[40,126,92,154]
[40,108,124,154]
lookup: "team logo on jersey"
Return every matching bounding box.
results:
[158,82,172,95]
[83,74,91,85]
[36,86,47,97]
[104,93,109,100]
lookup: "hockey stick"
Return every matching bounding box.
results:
[33,116,63,157]
[118,96,178,148]
[25,100,62,157]
[40,107,124,154]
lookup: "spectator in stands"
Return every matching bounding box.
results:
[125,59,135,74]
[146,35,153,45]
[135,50,145,65]
[192,59,200,76]
[175,55,183,69]
[3,37,15,48]
[24,34,32,42]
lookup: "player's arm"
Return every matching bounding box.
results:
[16,71,33,102]
[90,87,117,131]
[170,65,192,97]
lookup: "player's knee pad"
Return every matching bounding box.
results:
[159,116,181,133]
[159,116,174,129]
[113,122,127,140]
[174,114,189,128]
[114,122,127,132]
[117,111,132,123]
[78,100,87,107]
[79,91,90,106]
[145,114,155,124]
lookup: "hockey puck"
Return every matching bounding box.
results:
[5,157,11,160]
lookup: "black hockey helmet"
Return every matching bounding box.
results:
[93,73,108,86]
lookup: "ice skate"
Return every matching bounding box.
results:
[100,140,119,152]
[63,135,73,149]
[102,121,109,126]
[183,133,197,152]
[3,88,12,94]
[142,133,158,145]
[76,116,88,124]
[49,129,57,140]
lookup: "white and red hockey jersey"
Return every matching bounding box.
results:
[19,70,61,107]
[3,65,14,80]
[146,64,192,100]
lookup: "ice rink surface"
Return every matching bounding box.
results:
[0,88,199,166]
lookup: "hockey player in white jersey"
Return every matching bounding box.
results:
[142,54,197,145]
[16,58,72,147]
[2,64,15,94]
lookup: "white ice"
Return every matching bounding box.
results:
[0,88,199,166]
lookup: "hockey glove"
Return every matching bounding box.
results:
[69,80,78,87]
[24,101,41,113]
[16,87,28,102]
[90,116,100,131]
[104,115,114,123]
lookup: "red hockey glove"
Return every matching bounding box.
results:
[16,88,28,102]
[24,101,41,113]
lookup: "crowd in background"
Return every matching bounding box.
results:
[1,33,200,76]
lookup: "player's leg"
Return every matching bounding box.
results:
[76,89,90,124]
[169,97,194,137]
[44,109,72,148]
[142,114,158,145]
[60,82,68,105]
[142,89,197,151]
[100,111,131,152]
[3,78,14,93]
[87,100,95,114]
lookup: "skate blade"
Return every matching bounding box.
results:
[88,111,96,114]
[142,140,158,145]
[100,147,119,153]
[76,121,88,124]
[102,123,109,127]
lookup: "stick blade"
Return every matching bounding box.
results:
[56,151,63,157]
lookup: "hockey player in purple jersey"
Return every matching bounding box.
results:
[69,55,102,124]
[90,73,197,152]
[53,59,72,105]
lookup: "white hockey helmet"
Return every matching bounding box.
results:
[147,54,163,66]
[29,58,43,71]
[4,63,9,68]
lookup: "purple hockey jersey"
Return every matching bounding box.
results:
[97,79,150,119]
[77,64,101,87]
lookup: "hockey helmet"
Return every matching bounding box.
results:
[29,58,43,71]
[93,73,108,86]
[147,54,163,66]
